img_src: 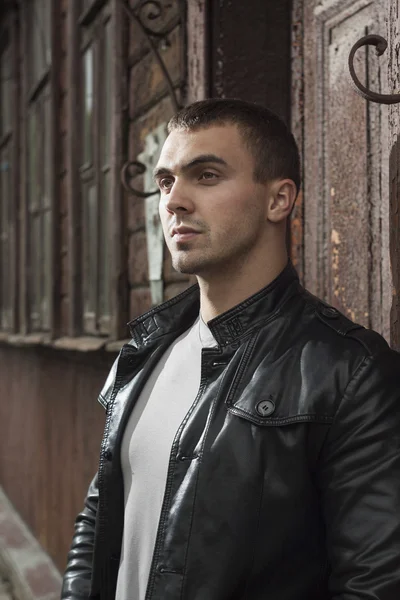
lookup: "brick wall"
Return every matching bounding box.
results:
[126,8,191,320]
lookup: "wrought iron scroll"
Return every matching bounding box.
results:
[348,34,400,105]
[119,0,185,198]
[120,161,158,198]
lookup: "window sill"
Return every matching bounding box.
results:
[0,333,131,353]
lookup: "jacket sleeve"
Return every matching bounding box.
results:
[318,349,400,599]
[61,356,120,599]
[61,474,99,599]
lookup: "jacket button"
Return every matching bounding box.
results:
[104,449,112,461]
[320,306,339,319]
[256,399,275,417]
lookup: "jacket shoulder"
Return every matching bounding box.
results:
[302,291,390,358]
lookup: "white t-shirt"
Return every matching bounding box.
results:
[115,316,217,600]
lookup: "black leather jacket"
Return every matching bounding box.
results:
[62,264,400,600]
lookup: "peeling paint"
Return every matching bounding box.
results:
[331,229,340,245]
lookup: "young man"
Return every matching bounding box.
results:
[62,99,400,600]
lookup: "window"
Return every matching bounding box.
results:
[0,38,13,331]
[26,0,53,332]
[79,2,112,335]
[0,1,122,342]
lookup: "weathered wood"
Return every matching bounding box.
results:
[297,0,392,339]
[10,10,19,333]
[388,0,400,350]
[66,0,83,337]
[186,0,208,103]
[50,0,61,338]
[209,0,292,122]
[290,0,305,281]
[0,345,114,571]
[19,2,28,336]
[110,0,129,340]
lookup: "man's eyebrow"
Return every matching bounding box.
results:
[153,154,228,180]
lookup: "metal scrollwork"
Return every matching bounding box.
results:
[119,0,184,198]
[121,161,159,198]
[348,34,400,105]
[119,0,182,113]
[135,1,174,38]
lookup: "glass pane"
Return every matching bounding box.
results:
[84,183,97,317]
[0,149,2,326]
[30,214,42,330]
[83,46,94,165]
[0,45,11,137]
[43,0,52,68]
[30,0,52,84]
[41,207,51,330]
[102,19,112,166]
[5,145,11,326]
[0,231,8,328]
[41,91,51,330]
[0,147,10,329]
[43,92,51,208]
[27,90,51,331]
[28,110,38,209]
[99,171,110,319]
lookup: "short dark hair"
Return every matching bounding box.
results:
[168,98,301,193]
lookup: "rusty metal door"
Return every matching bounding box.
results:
[292,0,400,348]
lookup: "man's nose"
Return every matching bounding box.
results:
[164,180,194,214]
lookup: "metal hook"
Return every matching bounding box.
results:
[348,34,400,105]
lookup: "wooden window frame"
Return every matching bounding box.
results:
[20,0,59,336]
[67,0,127,340]
[0,12,19,333]
[80,1,111,335]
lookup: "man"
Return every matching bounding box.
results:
[62,99,400,600]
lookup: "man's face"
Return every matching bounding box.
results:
[155,124,270,277]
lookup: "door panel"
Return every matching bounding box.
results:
[293,0,393,341]
[387,1,400,349]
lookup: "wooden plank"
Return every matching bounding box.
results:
[326,9,371,325]
[10,10,19,333]
[110,0,129,339]
[388,0,400,349]
[66,0,83,336]
[290,0,305,282]
[300,0,390,334]
[19,2,28,335]
[0,344,114,571]
[186,0,208,103]
[209,0,292,120]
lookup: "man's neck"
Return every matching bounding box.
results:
[197,254,289,323]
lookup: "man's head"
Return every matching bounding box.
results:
[155,98,300,278]
[167,98,301,192]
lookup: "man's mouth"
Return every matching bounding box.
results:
[171,226,202,242]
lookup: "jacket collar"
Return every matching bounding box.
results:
[128,262,300,348]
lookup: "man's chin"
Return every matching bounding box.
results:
[172,262,199,275]
[172,257,209,276]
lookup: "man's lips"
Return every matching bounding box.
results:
[171,226,202,242]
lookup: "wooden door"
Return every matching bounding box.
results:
[292,0,400,348]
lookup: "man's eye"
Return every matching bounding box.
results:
[159,177,174,190]
[199,172,218,181]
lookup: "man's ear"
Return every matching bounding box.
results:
[266,179,298,223]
